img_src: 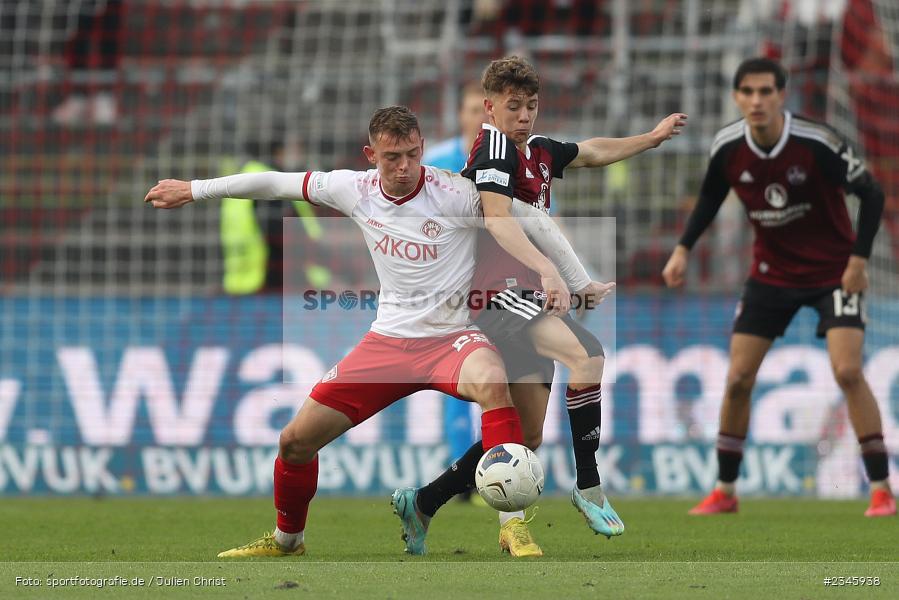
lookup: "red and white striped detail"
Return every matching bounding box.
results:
[565,383,601,409]
[716,432,746,455]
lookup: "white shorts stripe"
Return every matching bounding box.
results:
[491,294,534,320]
[497,290,540,316]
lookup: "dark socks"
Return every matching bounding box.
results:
[717,432,745,484]
[859,433,889,482]
[416,441,484,517]
[566,384,602,489]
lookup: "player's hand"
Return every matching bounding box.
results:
[574,280,616,317]
[662,245,689,288]
[650,113,688,147]
[144,179,194,209]
[540,269,571,316]
[841,255,868,294]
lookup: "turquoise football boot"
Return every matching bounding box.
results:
[571,485,625,538]
[391,487,431,555]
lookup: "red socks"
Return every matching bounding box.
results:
[273,455,318,534]
[480,406,524,450]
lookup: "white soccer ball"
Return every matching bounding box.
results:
[475,443,544,512]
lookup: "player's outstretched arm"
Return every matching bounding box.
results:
[568,113,688,169]
[509,201,614,315]
[510,199,591,291]
[145,171,306,209]
[482,191,570,315]
[144,179,194,209]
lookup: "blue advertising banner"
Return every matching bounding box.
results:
[1,295,897,496]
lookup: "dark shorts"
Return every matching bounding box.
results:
[733,278,866,340]
[475,287,604,384]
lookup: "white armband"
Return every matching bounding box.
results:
[510,200,592,292]
[191,171,306,202]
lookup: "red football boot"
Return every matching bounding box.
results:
[864,489,896,517]
[689,488,738,515]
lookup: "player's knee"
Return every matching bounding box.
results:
[479,378,512,409]
[279,429,316,463]
[558,344,598,373]
[725,369,755,400]
[468,365,511,409]
[833,363,864,390]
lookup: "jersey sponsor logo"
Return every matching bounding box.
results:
[533,290,547,301]
[748,203,812,227]
[539,162,550,182]
[537,182,549,212]
[786,165,806,185]
[525,167,535,179]
[739,170,754,183]
[764,183,788,208]
[475,168,510,187]
[372,234,438,262]
[366,217,384,229]
[322,365,338,383]
[420,219,443,240]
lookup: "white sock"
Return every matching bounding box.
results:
[498,511,525,526]
[870,480,890,492]
[716,481,736,496]
[274,527,303,550]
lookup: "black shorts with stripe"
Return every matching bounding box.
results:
[733,277,866,339]
[475,287,604,384]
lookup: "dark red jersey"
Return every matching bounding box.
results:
[462,124,579,304]
[688,111,870,287]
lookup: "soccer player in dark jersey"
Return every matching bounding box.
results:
[662,57,894,518]
[392,55,687,557]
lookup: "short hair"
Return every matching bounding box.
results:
[368,106,421,143]
[733,57,788,90]
[481,55,539,97]
[460,81,484,106]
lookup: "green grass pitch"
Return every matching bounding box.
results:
[0,496,896,599]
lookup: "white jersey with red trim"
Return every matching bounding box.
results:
[303,165,482,338]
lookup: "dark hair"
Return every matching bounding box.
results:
[733,57,788,90]
[481,55,539,97]
[368,106,421,143]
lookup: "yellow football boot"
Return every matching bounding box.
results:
[499,516,543,558]
[217,532,305,558]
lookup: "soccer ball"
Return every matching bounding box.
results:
[475,443,544,512]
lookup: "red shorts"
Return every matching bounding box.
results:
[309,329,496,424]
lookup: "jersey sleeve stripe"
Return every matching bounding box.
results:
[486,128,509,161]
[709,121,744,157]
[791,125,842,153]
[301,171,319,205]
[791,116,843,148]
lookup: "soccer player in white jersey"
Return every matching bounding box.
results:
[145,106,599,557]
